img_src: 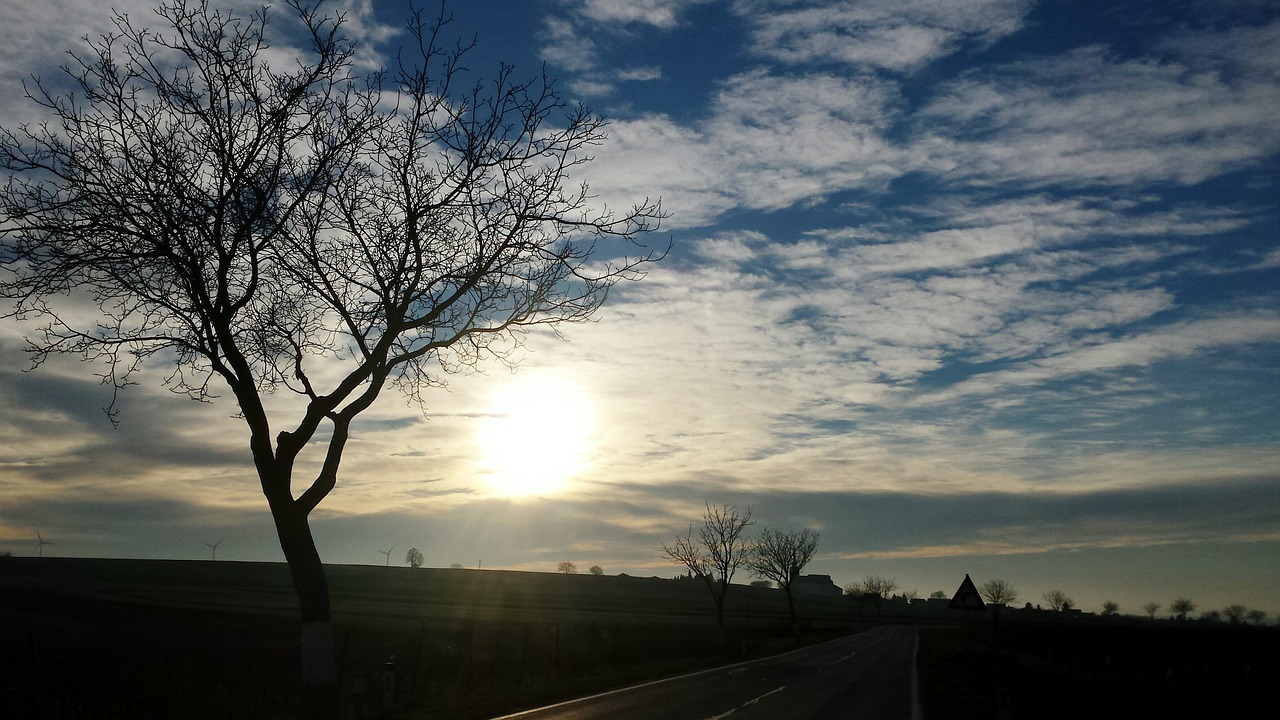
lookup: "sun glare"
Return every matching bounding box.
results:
[474,374,595,497]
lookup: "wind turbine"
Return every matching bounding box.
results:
[34,530,52,557]
[202,538,225,561]
[379,545,395,566]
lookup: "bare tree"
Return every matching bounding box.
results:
[557,561,577,574]
[978,578,1019,606]
[662,503,754,642]
[1171,597,1196,621]
[1246,609,1267,625]
[1043,589,1072,612]
[405,548,424,569]
[0,0,661,701]
[588,565,604,576]
[1223,604,1248,624]
[929,590,947,600]
[747,527,819,633]
[1142,601,1161,620]
[1101,601,1119,617]
[858,575,900,615]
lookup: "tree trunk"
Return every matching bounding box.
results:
[785,587,798,638]
[272,502,339,712]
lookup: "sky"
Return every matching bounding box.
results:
[1,0,1278,620]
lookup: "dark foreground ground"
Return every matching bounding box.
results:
[918,613,1279,719]
[3,558,1276,719]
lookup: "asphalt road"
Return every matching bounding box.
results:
[492,625,920,720]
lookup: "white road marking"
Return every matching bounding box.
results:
[744,686,786,706]
[703,684,787,719]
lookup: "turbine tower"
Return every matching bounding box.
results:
[34,530,52,557]
[202,538,225,561]
[379,545,395,566]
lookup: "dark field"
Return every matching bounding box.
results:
[918,612,1279,719]
[1,557,849,718]
[3,558,1275,719]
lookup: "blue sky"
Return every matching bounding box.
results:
[1,0,1277,618]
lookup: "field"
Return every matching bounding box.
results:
[0,557,851,719]
[918,611,1279,719]
[4,558,1276,719]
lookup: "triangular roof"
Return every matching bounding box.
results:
[948,573,987,611]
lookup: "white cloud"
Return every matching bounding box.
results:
[737,0,1033,72]
[917,45,1280,187]
[577,0,711,28]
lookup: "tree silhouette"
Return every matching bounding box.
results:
[1223,604,1248,624]
[557,561,577,574]
[1171,597,1196,621]
[1143,601,1161,620]
[1043,589,1072,612]
[978,578,1018,606]
[1101,600,1119,617]
[662,503,754,644]
[405,548,424,569]
[588,565,604,576]
[748,527,819,634]
[0,0,661,700]
[1246,609,1267,625]
[858,575,900,615]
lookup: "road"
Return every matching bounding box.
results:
[492,625,919,720]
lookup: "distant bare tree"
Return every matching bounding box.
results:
[858,575,900,615]
[448,563,464,570]
[1043,589,1072,612]
[405,548,424,569]
[1246,609,1267,625]
[748,528,819,633]
[979,578,1018,606]
[902,590,919,602]
[929,590,947,600]
[1201,609,1221,623]
[1171,597,1196,621]
[1143,601,1161,620]
[1223,604,1248,624]
[1101,601,1120,617]
[557,561,578,574]
[588,565,604,576]
[662,503,754,642]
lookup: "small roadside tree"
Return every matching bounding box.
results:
[1143,601,1161,620]
[0,0,661,701]
[747,527,819,635]
[405,548,424,569]
[1171,597,1196,621]
[662,503,754,645]
[978,578,1019,606]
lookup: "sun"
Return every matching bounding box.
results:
[474,373,595,497]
